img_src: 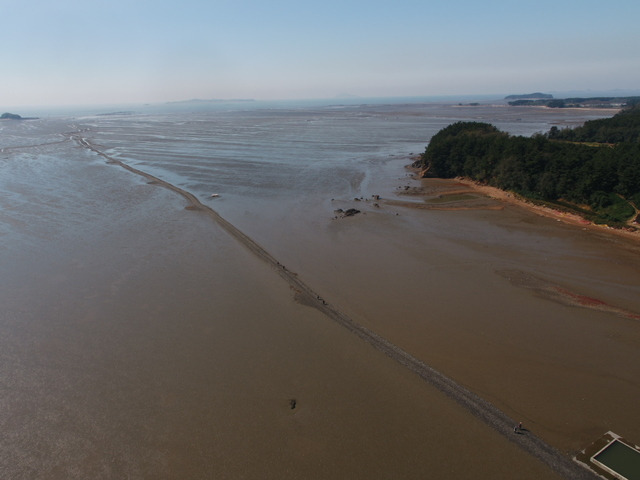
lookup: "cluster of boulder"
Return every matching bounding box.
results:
[332,194,384,219]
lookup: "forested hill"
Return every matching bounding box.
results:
[414,104,640,226]
[549,104,640,143]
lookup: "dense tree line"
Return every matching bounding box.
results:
[415,105,640,225]
[549,102,640,143]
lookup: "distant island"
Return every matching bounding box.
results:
[1,112,38,120]
[1,112,23,120]
[166,98,255,105]
[505,93,553,100]
[414,103,640,228]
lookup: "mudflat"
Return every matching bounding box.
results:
[298,170,640,457]
[2,110,638,478]
[1,147,565,479]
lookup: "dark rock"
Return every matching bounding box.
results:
[343,208,360,217]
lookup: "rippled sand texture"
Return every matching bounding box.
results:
[1,104,637,479]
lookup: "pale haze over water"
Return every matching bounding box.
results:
[1,101,639,478]
[2,0,640,106]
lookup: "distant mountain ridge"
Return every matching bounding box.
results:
[505,93,553,100]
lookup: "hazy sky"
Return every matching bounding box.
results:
[2,0,639,107]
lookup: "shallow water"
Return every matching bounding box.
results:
[1,102,637,478]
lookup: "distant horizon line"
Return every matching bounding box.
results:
[5,88,640,113]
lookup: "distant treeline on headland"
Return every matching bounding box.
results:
[414,103,640,226]
[507,96,640,108]
[505,92,553,100]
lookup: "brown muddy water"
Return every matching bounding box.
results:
[1,103,637,478]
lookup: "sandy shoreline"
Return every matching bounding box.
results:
[460,178,640,242]
[398,166,640,243]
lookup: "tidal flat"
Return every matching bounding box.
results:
[1,103,637,478]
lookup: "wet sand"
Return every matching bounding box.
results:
[2,113,638,478]
[289,168,640,457]
[442,176,640,242]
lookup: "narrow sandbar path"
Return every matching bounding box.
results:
[70,133,599,480]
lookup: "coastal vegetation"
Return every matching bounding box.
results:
[414,103,640,227]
